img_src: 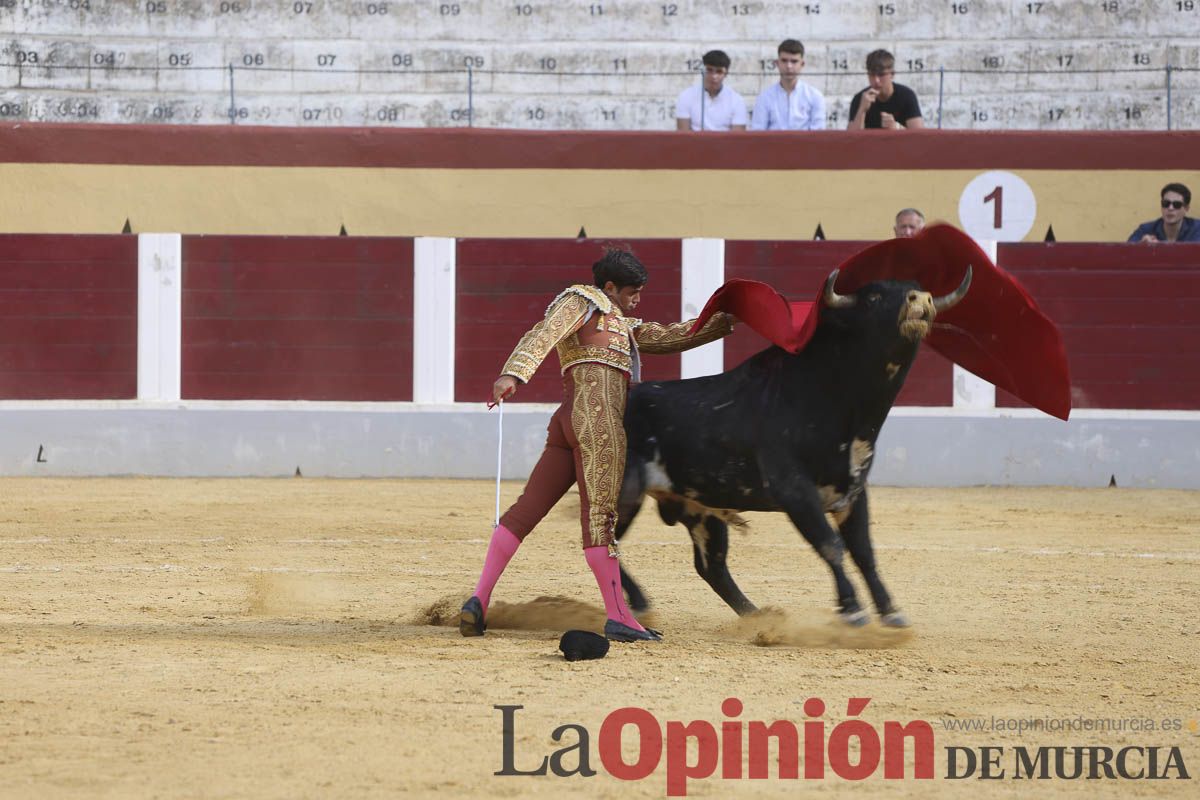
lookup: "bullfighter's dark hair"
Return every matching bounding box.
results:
[1161,182,1191,206]
[593,247,649,289]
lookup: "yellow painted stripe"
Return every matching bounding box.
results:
[0,164,1194,242]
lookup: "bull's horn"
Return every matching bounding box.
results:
[932,265,973,313]
[823,269,855,309]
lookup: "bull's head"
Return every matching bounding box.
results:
[823,265,972,342]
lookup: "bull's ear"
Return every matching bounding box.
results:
[822,270,856,309]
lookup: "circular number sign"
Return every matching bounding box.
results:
[958,170,1037,242]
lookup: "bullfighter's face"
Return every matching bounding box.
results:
[604,282,642,316]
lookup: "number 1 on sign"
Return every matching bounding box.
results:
[959,171,1035,242]
[983,185,1003,228]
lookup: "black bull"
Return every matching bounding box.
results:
[614,268,972,627]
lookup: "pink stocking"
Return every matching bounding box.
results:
[584,546,646,631]
[471,525,521,610]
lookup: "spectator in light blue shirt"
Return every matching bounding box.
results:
[751,39,826,131]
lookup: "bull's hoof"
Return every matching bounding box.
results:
[879,611,911,628]
[605,619,662,642]
[838,609,870,627]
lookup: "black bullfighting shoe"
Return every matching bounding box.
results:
[459,596,486,637]
[604,619,662,642]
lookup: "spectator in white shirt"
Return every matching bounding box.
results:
[675,50,748,132]
[750,39,826,131]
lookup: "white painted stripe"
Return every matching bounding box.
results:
[953,239,997,410]
[137,233,183,402]
[413,237,456,404]
[680,237,725,379]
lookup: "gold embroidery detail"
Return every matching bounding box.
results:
[558,345,632,375]
[569,362,627,548]
[500,286,732,385]
[554,285,612,316]
[558,306,634,375]
[499,289,595,384]
[633,312,735,354]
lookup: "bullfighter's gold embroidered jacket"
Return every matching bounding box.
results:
[500,284,734,384]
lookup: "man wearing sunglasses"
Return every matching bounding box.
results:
[1128,183,1200,243]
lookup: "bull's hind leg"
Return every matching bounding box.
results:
[839,493,910,627]
[615,456,650,613]
[685,512,757,616]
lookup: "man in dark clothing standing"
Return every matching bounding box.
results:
[848,49,924,130]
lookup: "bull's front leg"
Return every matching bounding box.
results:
[838,492,910,627]
[764,467,867,625]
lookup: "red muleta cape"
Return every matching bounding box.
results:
[689,224,1072,420]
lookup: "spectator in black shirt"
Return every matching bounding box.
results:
[848,49,924,130]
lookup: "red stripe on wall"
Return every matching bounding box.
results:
[4,123,1198,170]
[455,239,682,403]
[181,236,414,401]
[0,234,136,399]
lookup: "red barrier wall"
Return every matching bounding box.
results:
[725,241,954,406]
[0,235,137,399]
[997,243,1200,411]
[182,236,414,401]
[2,234,1196,410]
[456,239,683,403]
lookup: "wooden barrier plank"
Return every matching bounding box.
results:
[180,235,414,401]
[999,243,1200,410]
[0,234,136,399]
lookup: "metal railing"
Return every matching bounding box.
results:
[1,60,1195,130]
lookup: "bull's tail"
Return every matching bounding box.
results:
[615,452,647,543]
[615,455,651,613]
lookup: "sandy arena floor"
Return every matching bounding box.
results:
[0,478,1197,798]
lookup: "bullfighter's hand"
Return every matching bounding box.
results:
[493,375,518,405]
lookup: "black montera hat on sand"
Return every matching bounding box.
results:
[559,630,609,661]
